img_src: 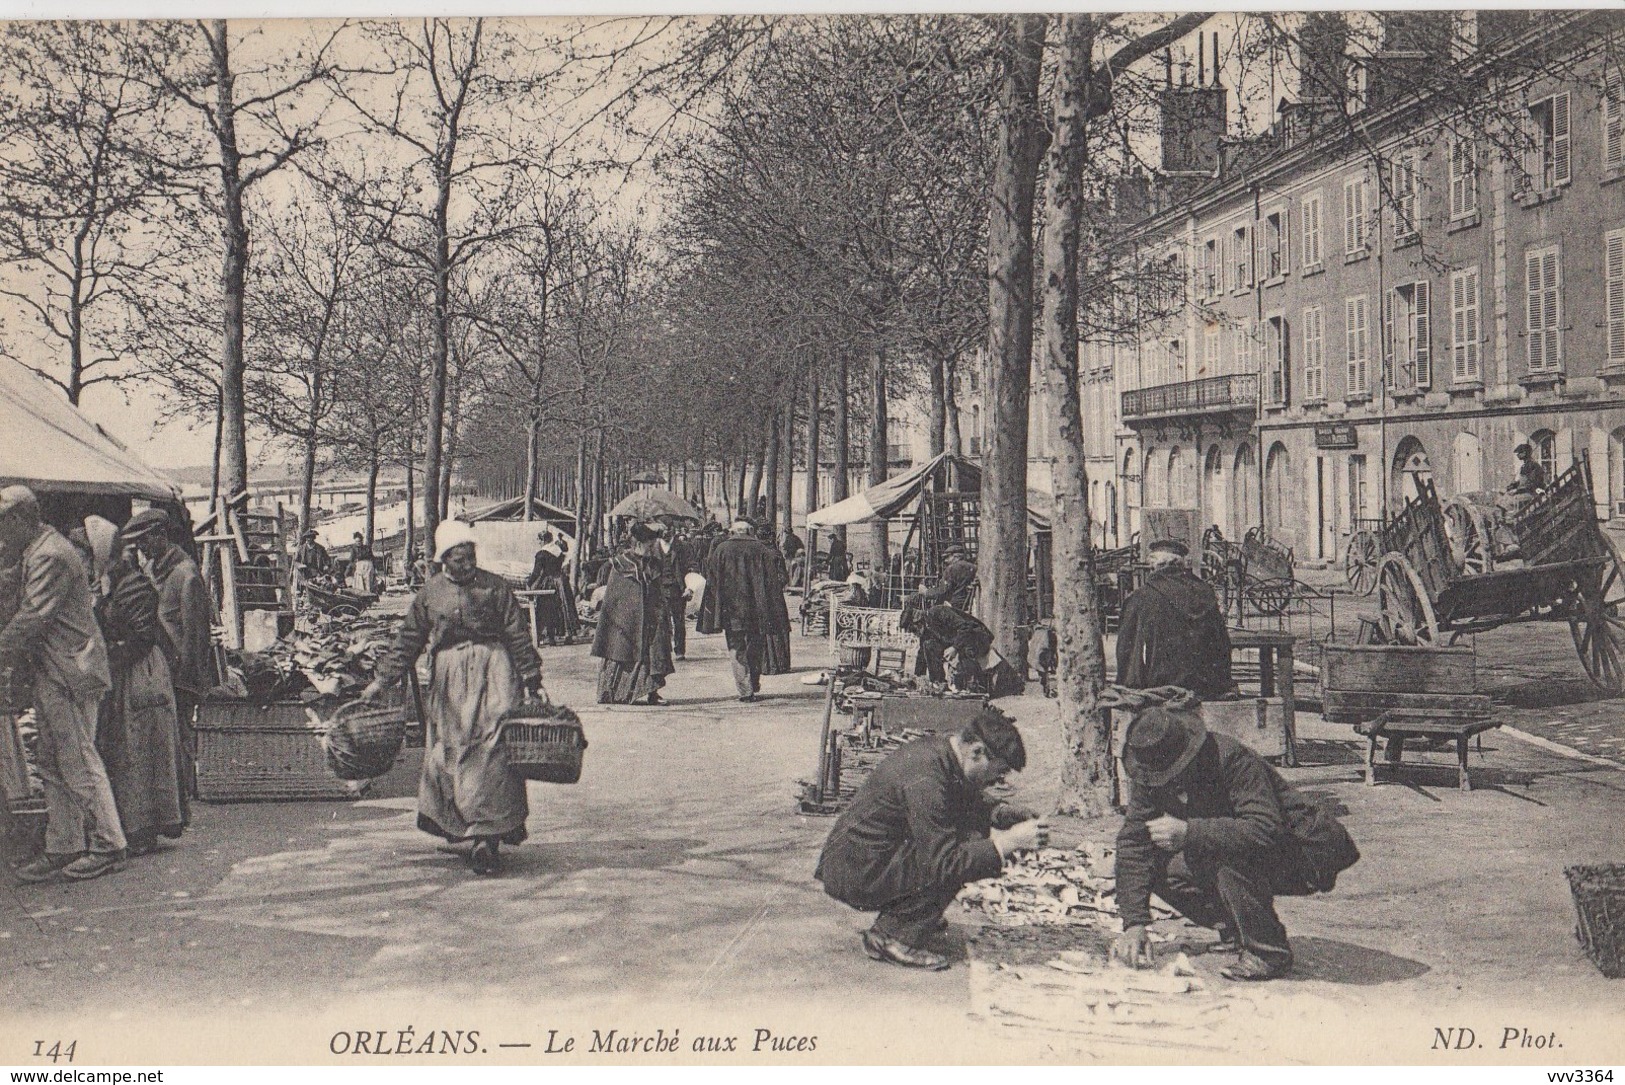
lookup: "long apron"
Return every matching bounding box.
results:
[418,641,528,845]
[96,646,185,844]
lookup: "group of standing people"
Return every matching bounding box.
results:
[0,490,213,883]
[589,517,791,705]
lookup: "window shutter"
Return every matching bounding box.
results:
[1382,288,1398,389]
[1356,298,1369,393]
[1414,280,1431,388]
[1606,68,1624,169]
[1544,250,1562,367]
[1553,92,1571,185]
[1464,269,1480,379]
[1344,181,1357,252]
[1608,231,1625,362]
[1452,272,1468,380]
[1527,250,1546,371]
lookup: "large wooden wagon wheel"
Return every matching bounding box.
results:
[1570,536,1625,693]
[1246,577,1296,617]
[1343,530,1380,594]
[1376,553,1438,645]
[1442,498,1495,575]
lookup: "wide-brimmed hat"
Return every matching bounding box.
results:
[1122,704,1207,788]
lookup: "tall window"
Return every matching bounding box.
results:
[1301,191,1324,268]
[1391,151,1420,240]
[1202,237,1220,297]
[1385,281,1433,389]
[1343,174,1369,254]
[1607,64,1624,171]
[1264,208,1288,278]
[1302,305,1326,402]
[1525,245,1563,372]
[1449,137,1478,218]
[1607,230,1625,364]
[1532,430,1557,481]
[1526,92,1572,191]
[1451,267,1482,382]
[1232,322,1255,374]
[1203,323,1221,376]
[1265,315,1289,405]
[1346,295,1370,395]
[1231,225,1252,289]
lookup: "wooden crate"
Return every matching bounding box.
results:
[1202,697,1292,760]
[195,700,362,803]
[869,693,988,735]
[1320,643,1476,696]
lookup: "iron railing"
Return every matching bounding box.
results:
[1121,373,1259,420]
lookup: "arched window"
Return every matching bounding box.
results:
[1167,446,1187,507]
[1265,442,1292,544]
[1391,436,1429,510]
[1232,444,1256,537]
[1530,429,1557,482]
[1453,432,1483,494]
[1204,445,1226,533]
[1145,446,1165,507]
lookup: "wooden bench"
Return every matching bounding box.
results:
[1321,642,1499,792]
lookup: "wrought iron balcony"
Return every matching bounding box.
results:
[1121,373,1259,421]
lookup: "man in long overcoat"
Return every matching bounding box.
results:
[697,519,790,702]
[1110,691,1359,981]
[1115,539,1235,699]
[124,508,215,806]
[815,708,1046,970]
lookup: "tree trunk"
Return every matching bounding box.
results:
[944,355,963,457]
[805,365,821,518]
[524,408,542,522]
[980,13,1048,685]
[1042,15,1116,816]
[745,425,767,520]
[439,374,461,521]
[364,449,380,545]
[869,346,890,564]
[927,353,947,459]
[571,432,588,587]
[404,450,416,566]
[592,428,607,553]
[778,396,794,535]
[423,164,453,544]
[833,351,850,549]
[735,453,748,518]
[763,410,780,533]
[298,430,318,535]
[210,22,251,501]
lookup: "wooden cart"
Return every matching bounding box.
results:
[1201,525,1299,618]
[1372,455,1625,692]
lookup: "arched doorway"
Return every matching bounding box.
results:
[1204,445,1226,533]
[1123,447,1140,540]
[1265,441,1293,547]
[1390,436,1429,511]
[1232,444,1256,538]
[1453,432,1483,494]
[1167,446,1192,507]
[1145,446,1166,507]
[1105,481,1118,545]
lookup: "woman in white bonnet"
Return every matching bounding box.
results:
[363,520,543,876]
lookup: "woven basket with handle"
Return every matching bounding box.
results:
[322,700,406,781]
[500,692,587,784]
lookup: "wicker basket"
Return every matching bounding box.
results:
[195,701,361,802]
[501,698,587,784]
[323,701,407,781]
[1566,864,1625,978]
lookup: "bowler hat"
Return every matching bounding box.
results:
[122,508,172,540]
[1123,704,1207,788]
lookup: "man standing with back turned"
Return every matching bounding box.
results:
[0,486,126,882]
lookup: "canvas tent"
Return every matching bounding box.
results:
[461,495,579,583]
[0,360,179,501]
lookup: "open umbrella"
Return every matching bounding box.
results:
[608,488,702,521]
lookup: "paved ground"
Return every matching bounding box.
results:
[2,612,1624,1065]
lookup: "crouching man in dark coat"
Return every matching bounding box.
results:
[1109,690,1359,981]
[815,708,1048,971]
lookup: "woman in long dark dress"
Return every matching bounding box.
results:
[591,523,674,705]
[86,517,185,856]
[364,522,542,876]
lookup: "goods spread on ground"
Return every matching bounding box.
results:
[218,612,403,705]
[962,847,1251,1051]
